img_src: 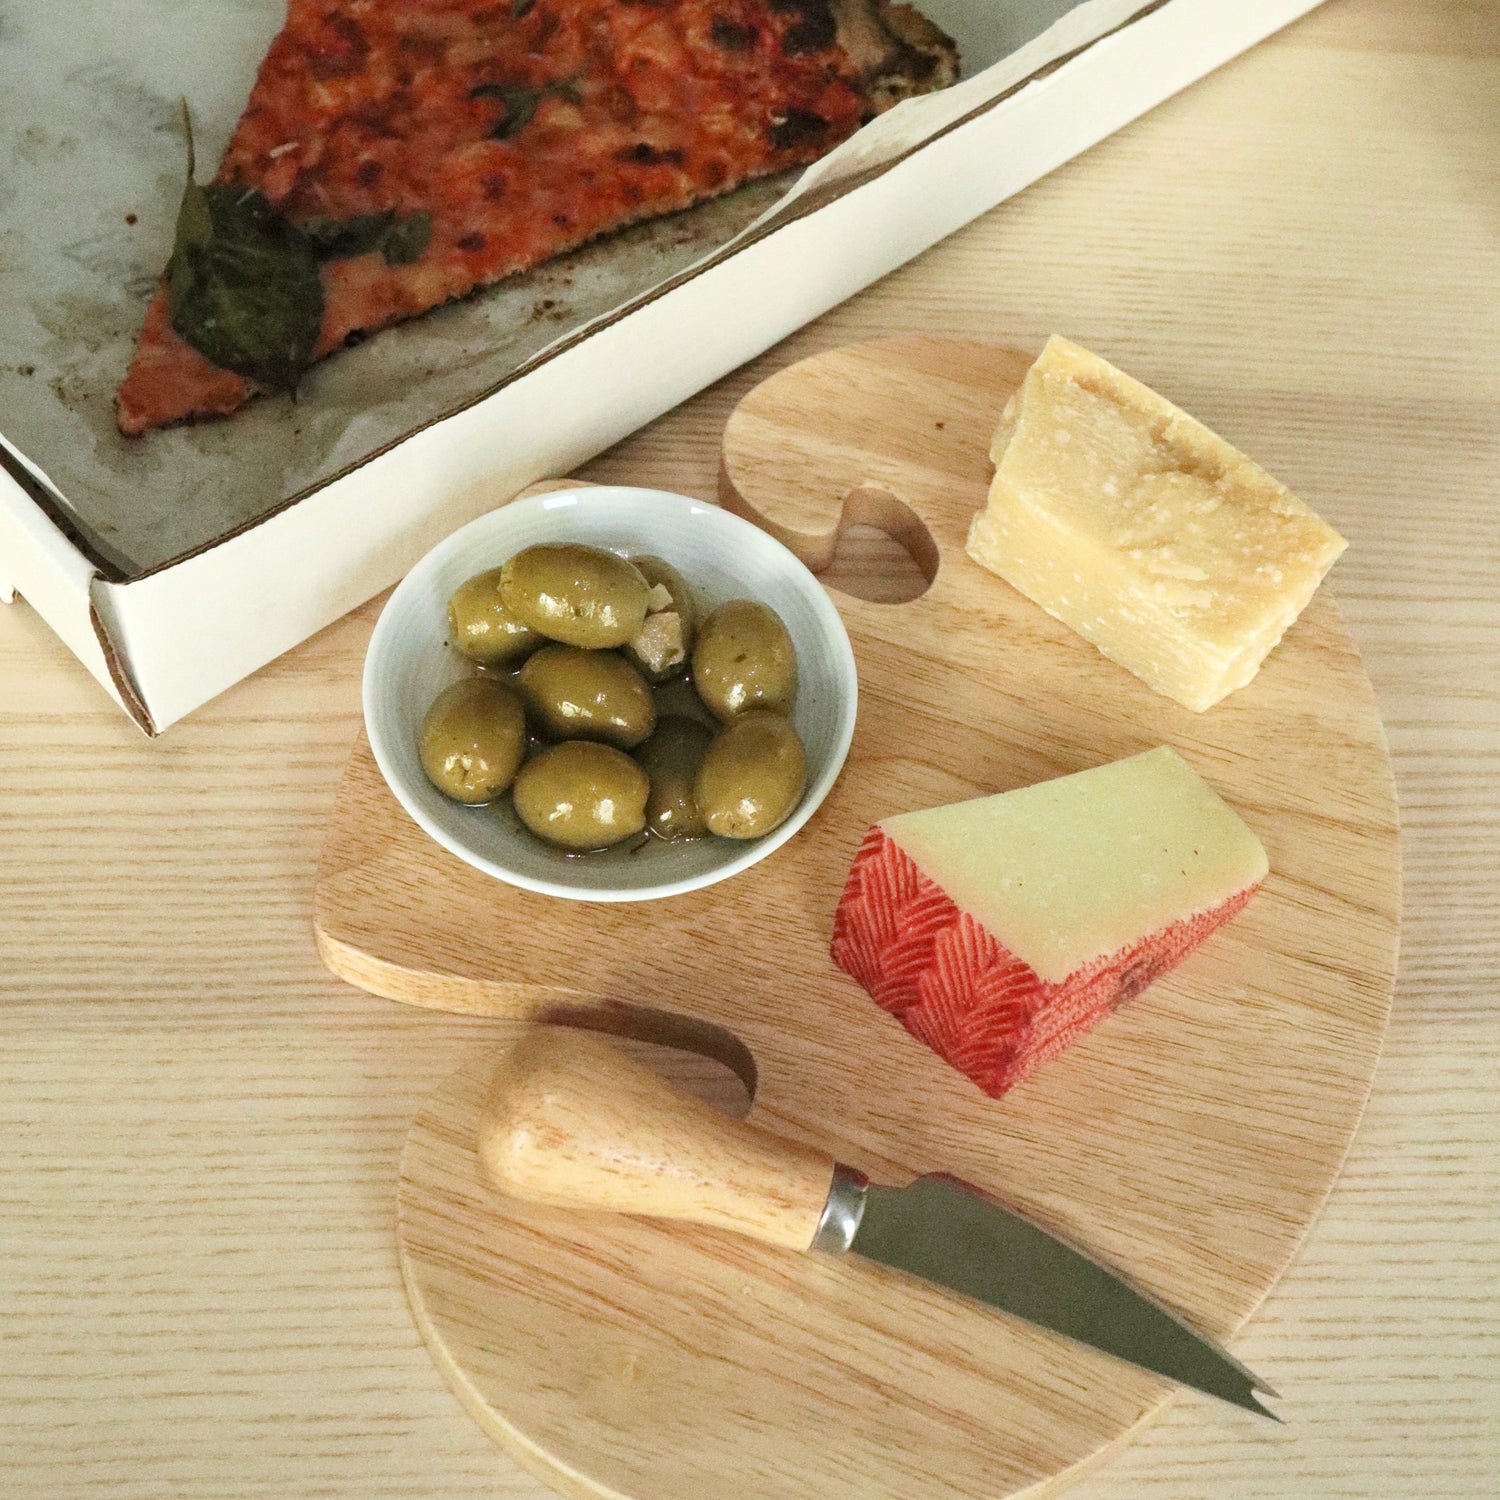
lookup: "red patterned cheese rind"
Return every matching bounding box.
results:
[830,825,1259,1098]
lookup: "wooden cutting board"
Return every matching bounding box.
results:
[315,337,1400,1500]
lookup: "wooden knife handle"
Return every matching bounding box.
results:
[477,1027,837,1253]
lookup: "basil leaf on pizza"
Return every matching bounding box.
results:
[167,181,324,395]
[303,209,432,265]
[302,211,398,260]
[380,212,432,266]
[471,81,549,140]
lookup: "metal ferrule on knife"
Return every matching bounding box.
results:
[810,1163,869,1254]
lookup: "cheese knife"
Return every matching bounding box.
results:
[477,1027,1277,1418]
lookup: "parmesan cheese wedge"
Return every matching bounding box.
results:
[966,337,1347,712]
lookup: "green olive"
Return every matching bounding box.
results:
[446,567,541,666]
[635,716,714,841]
[499,543,649,649]
[624,554,697,683]
[693,710,807,840]
[418,678,527,805]
[511,741,648,851]
[652,674,717,729]
[517,645,656,749]
[691,600,798,720]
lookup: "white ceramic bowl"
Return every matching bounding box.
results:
[364,485,858,902]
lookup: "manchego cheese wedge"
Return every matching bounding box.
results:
[966,337,1347,712]
[831,747,1267,1098]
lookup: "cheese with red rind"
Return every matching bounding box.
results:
[878,745,1267,983]
[831,747,1266,1097]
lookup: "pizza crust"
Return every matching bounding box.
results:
[830,0,961,110]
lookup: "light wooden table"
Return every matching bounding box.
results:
[2,2,1496,1495]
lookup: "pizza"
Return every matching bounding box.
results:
[116,0,958,435]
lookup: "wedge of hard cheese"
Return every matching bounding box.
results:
[966,337,1347,712]
[831,747,1267,1098]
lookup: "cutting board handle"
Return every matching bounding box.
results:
[478,1028,836,1252]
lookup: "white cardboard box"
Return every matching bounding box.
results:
[0,0,1322,734]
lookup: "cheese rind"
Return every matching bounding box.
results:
[831,748,1267,1097]
[966,336,1347,712]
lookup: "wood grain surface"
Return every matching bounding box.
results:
[1,2,1496,1496]
[322,334,1396,1498]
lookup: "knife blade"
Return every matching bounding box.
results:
[477,1027,1276,1417]
[847,1174,1276,1416]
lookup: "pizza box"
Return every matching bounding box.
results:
[0,0,1323,735]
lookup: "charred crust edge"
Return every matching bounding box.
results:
[826,0,960,112]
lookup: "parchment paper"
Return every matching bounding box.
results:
[0,0,1136,579]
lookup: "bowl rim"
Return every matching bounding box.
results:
[362,483,859,903]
